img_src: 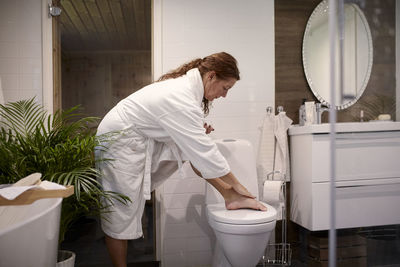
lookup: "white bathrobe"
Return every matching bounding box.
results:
[96,68,230,239]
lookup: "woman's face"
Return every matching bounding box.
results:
[203,71,237,101]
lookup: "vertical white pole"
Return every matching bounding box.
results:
[396,0,400,121]
[328,0,338,267]
[338,0,344,106]
[152,0,163,263]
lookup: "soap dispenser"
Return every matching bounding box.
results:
[299,98,306,126]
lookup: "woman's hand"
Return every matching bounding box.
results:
[204,123,214,134]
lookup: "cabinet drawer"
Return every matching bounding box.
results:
[312,132,400,183]
[310,181,400,231]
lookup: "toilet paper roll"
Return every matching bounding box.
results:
[262,180,284,206]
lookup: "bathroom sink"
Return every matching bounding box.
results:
[289,121,400,135]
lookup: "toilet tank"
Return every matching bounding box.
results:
[206,139,259,205]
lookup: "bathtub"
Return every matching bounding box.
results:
[0,197,62,267]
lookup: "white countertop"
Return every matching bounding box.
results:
[288,121,400,136]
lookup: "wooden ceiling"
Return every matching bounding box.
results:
[59,0,151,51]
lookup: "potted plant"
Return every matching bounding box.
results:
[0,98,129,266]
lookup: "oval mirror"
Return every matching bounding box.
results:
[302,0,373,110]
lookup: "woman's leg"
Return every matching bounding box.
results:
[105,234,128,267]
[190,163,266,211]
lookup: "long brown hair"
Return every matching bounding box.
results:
[157,52,240,115]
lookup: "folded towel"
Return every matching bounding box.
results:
[0,180,65,200]
[257,113,275,197]
[0,185,37,200]
[274,112,293,181]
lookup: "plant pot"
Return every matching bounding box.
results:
[57,250,75,267]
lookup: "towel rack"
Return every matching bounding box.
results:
[261,171,291,266]
[260,105,292,265]
[265,106,285,115]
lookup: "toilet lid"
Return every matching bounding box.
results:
[207,202,277,225]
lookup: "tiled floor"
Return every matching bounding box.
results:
[60,205,156,267]
[60,209,400,267]
[83,262,159,267]
[61,234,156,267]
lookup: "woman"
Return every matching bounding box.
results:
[96,52,266,267]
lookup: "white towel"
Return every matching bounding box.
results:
[0,185,38,200]
[274,112,293,181]
[256,112,275,197]
[0,181,65,200]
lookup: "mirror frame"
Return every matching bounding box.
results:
[302,0,373,110]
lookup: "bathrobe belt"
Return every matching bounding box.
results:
[142,138,184,200]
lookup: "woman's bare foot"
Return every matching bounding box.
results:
[225,194,267,211]
[231,183,256,199]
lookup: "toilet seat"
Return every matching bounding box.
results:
[208,216,276,235]
[206,202,277,225]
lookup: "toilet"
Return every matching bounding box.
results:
[206,139,277,267]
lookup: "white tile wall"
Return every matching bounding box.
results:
[0,0,43,105]
[155,0,275,266]
[1,0,275,265]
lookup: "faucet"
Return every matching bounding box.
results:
[316,103,329,124]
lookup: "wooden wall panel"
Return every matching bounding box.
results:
[275,0,320,124]
[275,0,396,124]
[53,0,62,113]
[62,50,151,118]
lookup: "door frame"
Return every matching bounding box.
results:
[44,0,163,261]
[44,0,164,261]
[42,0,54,114]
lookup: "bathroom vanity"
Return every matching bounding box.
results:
[289,121,400,231]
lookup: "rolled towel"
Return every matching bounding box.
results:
[263,180,284,220]
[263,180,283,205]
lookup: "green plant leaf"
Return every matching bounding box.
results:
[0,98,131,244]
